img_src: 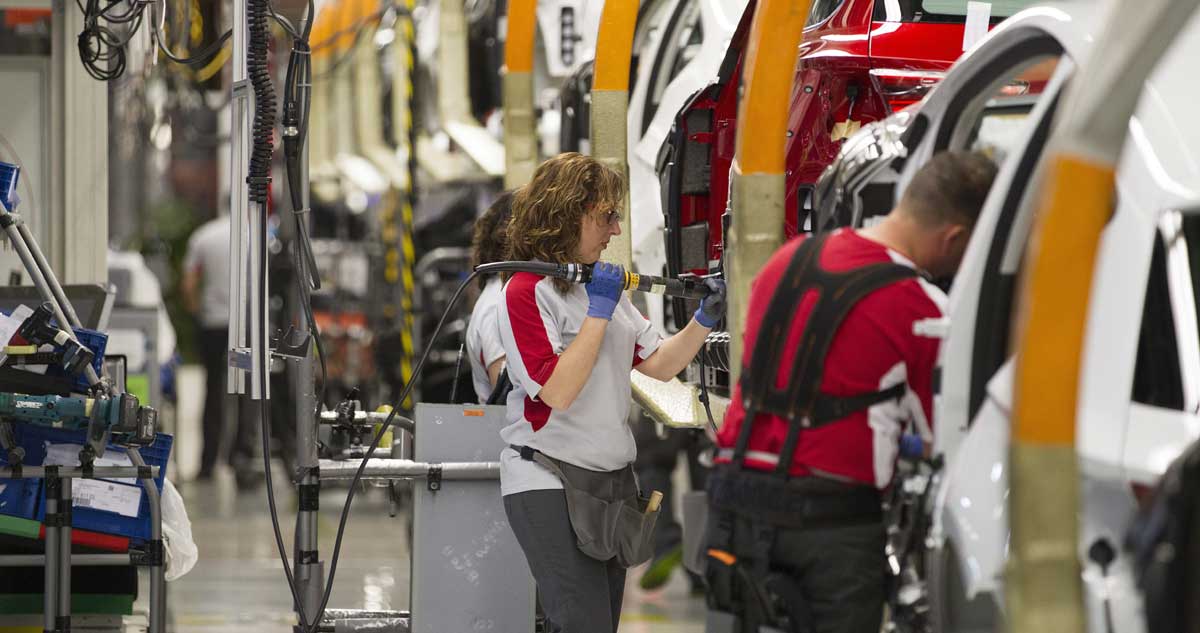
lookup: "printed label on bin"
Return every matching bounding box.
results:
[72,480,142,518]
[44,443,136,485]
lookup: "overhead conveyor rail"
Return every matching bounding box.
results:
[503,0,538,188]
[727,0,812,381]
[591,0,638,269]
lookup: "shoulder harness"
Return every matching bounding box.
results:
[731,232,920,477]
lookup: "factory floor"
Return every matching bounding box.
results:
[164,367,707,633]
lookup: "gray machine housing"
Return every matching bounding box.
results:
[410,403,535,632]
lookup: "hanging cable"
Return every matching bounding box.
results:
[74,0,236,80]
[246,0,275,205]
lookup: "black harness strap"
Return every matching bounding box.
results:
[732,233,919,476]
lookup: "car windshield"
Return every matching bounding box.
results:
[874,0,1043,23]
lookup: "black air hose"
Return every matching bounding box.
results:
[247,0,276,204]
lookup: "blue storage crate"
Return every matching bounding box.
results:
[8,425,171,543]
[0,308,108,392]
[44,327,108,392]
[0,473,39,521]
[0,430,40,520]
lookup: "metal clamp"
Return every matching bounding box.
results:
[298,483,320,511]
[131,540,165,567]
[427,464,443,491]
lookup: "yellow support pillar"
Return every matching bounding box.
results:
[330,0,357,160]
[1008,0,1200,631]
[503,0,538,188]
[727,0,811,382]
[309,6,339,202]
[591,0,638,269]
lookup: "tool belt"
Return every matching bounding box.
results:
[708,466,882,529]
[512,444,660,568]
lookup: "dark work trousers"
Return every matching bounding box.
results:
[198,327,230,477]
[632,418,709,564]
[197,327,260,478]
[728,513,885,633]
[504,490,627,633]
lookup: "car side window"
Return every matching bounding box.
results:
[1132,214,1200,411]
[640,2,702,137]
[807,0,843,26]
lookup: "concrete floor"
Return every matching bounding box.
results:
[162,366,707,633]
[165,473,707,632]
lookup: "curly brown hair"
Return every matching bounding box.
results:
[471,190,515,289]
[507,153,625,293]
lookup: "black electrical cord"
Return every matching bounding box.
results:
[75,0,235,80]
[255,3,328,631]
[310,3,411,82]
[449,340,465,403]
[77,0,137,81]
[271,7,301,40]
[302,270,481,633]
[698,345,718,436]
[246,0,275,205]
[153,28,232,67]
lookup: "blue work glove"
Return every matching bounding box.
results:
[585,262,626,320]
[694,278,727,328]
[899,434,924,460]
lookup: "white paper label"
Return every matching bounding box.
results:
[44,443,136,485]
[963,2,991,51]
[72,480,142,518]
[650,284,666,295]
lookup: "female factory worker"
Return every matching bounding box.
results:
[498,152,725,633]
[465,190,514,403]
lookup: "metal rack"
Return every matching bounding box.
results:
[1,161,165,632]
[0,460,165,633]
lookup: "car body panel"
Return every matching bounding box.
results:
[816,4,1200,631]
[628,0,748,327]
[928,5,1200,630]
[654,0,1011,314]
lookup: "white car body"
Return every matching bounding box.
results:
[873,4,1200,632]
[532,0,604,157]
[625,0,748,327]
[817,3,1200,631]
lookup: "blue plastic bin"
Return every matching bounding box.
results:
[1,427,40,520]
[0,470,39,521]
[0,160,18,211]
[7,425,171,543]
[44,327,108,392]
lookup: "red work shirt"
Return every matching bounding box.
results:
[716,230,945,488]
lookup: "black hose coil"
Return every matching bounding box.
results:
[247,0,276,204]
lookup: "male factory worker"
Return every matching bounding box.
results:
[705,150,997,633]
[182,213,234,481]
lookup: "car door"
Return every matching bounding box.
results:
[882,17,1083,457]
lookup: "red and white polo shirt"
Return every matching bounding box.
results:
[716,230,944,488]
[497,272,664,496]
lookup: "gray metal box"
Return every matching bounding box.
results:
[411,404,535,633]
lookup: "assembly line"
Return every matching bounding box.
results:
[0,0,1198,632]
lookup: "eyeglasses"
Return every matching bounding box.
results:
[596,208,622,226]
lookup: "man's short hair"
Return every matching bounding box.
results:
[899,150,998,227]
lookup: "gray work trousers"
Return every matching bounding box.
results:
[504,489,627,633]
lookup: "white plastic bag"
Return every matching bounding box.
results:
[160,478,198,581]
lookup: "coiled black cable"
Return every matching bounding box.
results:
[246,0,275,204]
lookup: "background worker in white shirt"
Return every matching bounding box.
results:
[465,190,514,403]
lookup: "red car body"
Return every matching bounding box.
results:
[660,0,1010,328]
